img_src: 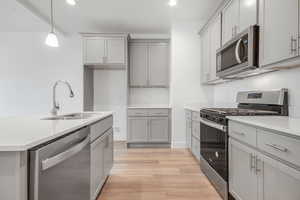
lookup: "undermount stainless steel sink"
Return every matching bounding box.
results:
[42,113,95,120]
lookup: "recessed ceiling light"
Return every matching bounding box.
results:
[168,0,177,7]
[66,0,76,6]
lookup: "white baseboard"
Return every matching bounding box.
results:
[171,141,187,148]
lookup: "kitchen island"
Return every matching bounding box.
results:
[0,112,113,200]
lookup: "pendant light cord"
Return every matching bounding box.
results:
[50,0,54,33]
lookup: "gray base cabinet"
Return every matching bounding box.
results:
[229,120,300,200]
[90,117,114,200]
[127,108,171,147]
[185,109,201,161]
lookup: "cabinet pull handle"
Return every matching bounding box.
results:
[255,157,261,174]
[249,154,256,170]
[291,36,297,54]
[265,143,288,152]
[232,131,245,136]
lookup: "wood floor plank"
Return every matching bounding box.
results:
[98,142,222,200]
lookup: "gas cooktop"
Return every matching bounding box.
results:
[200,108,279,116]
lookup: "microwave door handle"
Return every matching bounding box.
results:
[235,38,243,64]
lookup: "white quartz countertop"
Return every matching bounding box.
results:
[227,116,300,139]
[0,112,113,151]
[184,105,202,112]
[127,105,171,109]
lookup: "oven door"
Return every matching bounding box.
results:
[200,118,228,181]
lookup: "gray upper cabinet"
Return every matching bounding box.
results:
[129,43,148,86]
[201,14,221,84]
[222,0,239,45]
[222,0,257,45]
[83,34,128,67]
[129,41,170,88]
[148,44,169,87]
[106,38,126,64]
[148,117,169,142]
[128,117,148,142]
[259,0,299,67]
[84,37,106,64]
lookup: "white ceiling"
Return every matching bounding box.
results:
[1,0,223,33]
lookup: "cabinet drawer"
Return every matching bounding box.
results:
[148,109,169,116]
[192,121,200,139]
[192,136,200,161]
[257,129,300,167]
[90,116,113,142]
[128,109,148,117]
[185,110,192,120]
[229,121,257,147]
[192,111,201,121]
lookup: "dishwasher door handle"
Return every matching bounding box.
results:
[41,136,90,171]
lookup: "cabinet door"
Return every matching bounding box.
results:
[104,130,114,177]
[222,0,239,45]
[186,119,192,149]
[239,0,257,32]
[260,0,298,66]
[191,136,200,160]
[84,37,106,64]
[129,44,148,87]
[106,38,126,64]
[91,135,105,199]
[257,153,300,200]
[128,117,148,142]
[201,28,211,83]
[148,44,169,87]
[148,117,169,142]
[229,139,258,200]
[209,15,221,82]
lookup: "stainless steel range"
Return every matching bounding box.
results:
[199,89,288,200]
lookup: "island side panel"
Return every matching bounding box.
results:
[0,151,27,200]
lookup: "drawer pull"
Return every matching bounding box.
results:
[232,131,245,136]
[265,143,288,153]
[249,154,256,170]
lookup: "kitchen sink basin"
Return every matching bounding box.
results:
[42,113,95,120]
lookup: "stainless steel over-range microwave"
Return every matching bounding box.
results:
[216,25,259,78]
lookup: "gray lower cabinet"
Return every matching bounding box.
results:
[127,108,171,146]
[128,117,148,142]
[185,109,201,160]
[90,122,113,200]
[191,136,200,161]
[148,117,169,142]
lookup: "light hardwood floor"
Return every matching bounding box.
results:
[98,142,222,200]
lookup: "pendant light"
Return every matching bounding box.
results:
[45,0,59,47]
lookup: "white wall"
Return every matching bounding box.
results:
[170,21,214,148]
[128,88,169,106]
[93,70,127,140]
[0,32,83,117]
[213,67,300,118]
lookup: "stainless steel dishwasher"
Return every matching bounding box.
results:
[29,127,91,200]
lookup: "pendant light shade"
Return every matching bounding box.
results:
[45,0,59,47]
[45,32,59,47]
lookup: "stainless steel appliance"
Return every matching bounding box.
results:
[29,127,91,200]
[216,25,259,78]
[200,89,288,200]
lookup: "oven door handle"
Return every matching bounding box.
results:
[235,38,243,64]
[200,118,227,132]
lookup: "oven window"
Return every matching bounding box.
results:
[200,122,228,181]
